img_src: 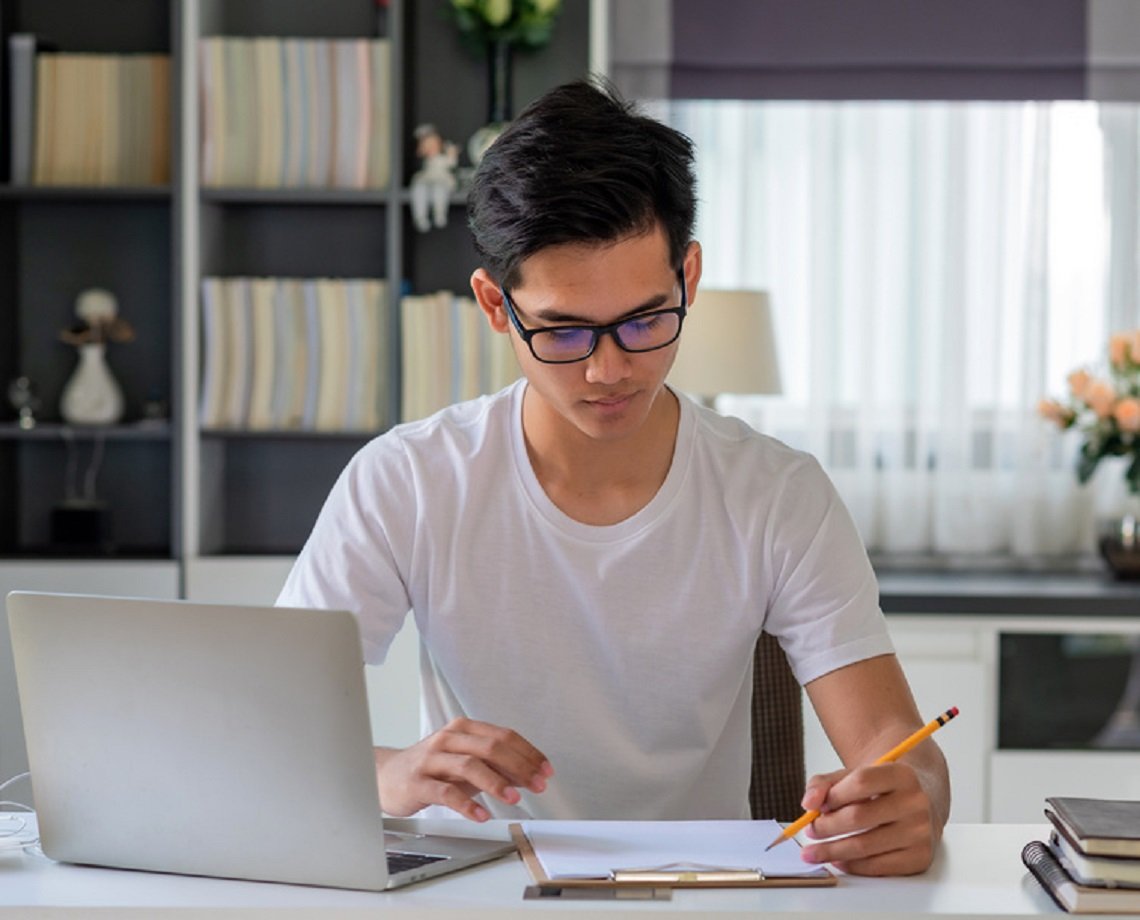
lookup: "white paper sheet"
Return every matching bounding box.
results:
[521,819,821,879]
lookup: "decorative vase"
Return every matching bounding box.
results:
[60,343,125,425]
[1098,503,1140,579]
[467,38,514,167]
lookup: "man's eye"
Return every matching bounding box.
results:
[627,315,663,331]
[547,327,588,342]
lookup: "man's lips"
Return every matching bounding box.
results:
[586,392,636,407]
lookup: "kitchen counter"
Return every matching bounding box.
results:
[876,568,1140,616]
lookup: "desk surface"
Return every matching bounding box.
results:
[0,819,1093,919]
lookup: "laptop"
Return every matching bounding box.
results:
[5,590,516,890]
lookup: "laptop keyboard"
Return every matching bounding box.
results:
[387,850,448,874]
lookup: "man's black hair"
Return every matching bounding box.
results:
[467,78,697,289]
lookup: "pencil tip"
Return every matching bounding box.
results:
[763,838,780,852]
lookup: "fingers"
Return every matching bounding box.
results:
[376,719,553,823]
[438,718,553,793]
[800,768,848,814]
[797,763,937,875]
[809,824,935,877]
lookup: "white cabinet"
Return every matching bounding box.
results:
[802,617,989,822]
[0,560,180,799]
[182,555,421,751]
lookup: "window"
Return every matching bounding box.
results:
[669,100,1140,561]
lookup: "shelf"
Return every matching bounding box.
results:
[0,547,174,561]
[0,184,172,201]
[397,188,469,206]
[200,427,378,441]
[200,187,392,206]
[0,421,172,441]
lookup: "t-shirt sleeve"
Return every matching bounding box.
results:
[761,456,894,686]
[276,437,413,665]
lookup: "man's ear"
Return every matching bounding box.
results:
[683,241,703,306]
[470,268,510,333]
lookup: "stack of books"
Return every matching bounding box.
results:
[1022,797,1140,914]
[8,34,171,186]
[198,37,390,189]
[199,276,390,433]
[400,291,519,422]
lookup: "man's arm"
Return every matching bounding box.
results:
[373,718,553,821]
[800,653,951,876]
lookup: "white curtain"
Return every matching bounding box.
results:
[668,100,1140,561]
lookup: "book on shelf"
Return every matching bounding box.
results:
[27,48,169,186]
[198,276,389,433]
[246,278,278,430]
[198,36,390,189]
[1022,840,1140,914]
[400,291,519,422]
[222,278,253,429]
[314,278,349,431]
[1046,797,1140,859]
[8,33,55,185]
[198,278,228,428]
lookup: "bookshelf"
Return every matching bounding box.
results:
[0,0,590,588]
[0,0,177,561]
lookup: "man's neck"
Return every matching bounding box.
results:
[521,386,680,526]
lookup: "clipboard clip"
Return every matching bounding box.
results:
[611,862,765,884]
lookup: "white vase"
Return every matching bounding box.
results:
[60,343,125,425]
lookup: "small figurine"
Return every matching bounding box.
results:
[410,123,458,233]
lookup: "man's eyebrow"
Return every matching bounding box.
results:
[530,292,671,324]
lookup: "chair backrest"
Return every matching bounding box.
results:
[749,631,805,821]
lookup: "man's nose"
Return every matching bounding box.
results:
[583,330,632,384]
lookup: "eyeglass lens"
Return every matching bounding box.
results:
[531,311,682,362]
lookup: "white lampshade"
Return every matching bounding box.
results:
[668,289,781,398]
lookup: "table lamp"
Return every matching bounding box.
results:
[667,289,781,406]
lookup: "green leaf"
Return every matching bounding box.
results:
[1127,454,1140,495]
[1076,444,1102,484]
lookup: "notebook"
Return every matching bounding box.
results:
[1045,797,1140,858]
[5,590,515,891]
[1023,840,1140,914]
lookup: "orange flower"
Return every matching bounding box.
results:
[1115,398,1140,433]
[1085,379,1117,418]
[1110,334,1130,368]
[1067,368,1092,400]
[1037,399,1075,428]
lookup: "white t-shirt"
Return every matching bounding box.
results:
[277,380,893,820]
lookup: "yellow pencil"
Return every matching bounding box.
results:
[764,706,959,852]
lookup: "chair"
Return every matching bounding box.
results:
[749,631,806,821]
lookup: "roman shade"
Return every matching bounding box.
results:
[608,0,1140,101]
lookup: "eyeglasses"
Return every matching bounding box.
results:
[500,270,688,365]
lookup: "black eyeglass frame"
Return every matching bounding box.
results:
[499,269,689,365]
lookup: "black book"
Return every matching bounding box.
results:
[1047,822,1140,890]
[1047,798,1140,859]
[1023,840,1140,914]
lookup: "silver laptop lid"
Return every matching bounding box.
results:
[7,591,391,890]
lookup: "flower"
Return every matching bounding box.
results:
[447,0,563,50]
[59,288,135,348]
[1040,329,1140,493]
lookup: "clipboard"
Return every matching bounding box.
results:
[509,823,837,890]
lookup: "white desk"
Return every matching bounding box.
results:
[0,820,1086,918]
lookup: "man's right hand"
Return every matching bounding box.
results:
[373,717,553,822]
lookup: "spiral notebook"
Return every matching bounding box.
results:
[1022,840,1140,914]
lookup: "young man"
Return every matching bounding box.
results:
[278,80,950,876]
